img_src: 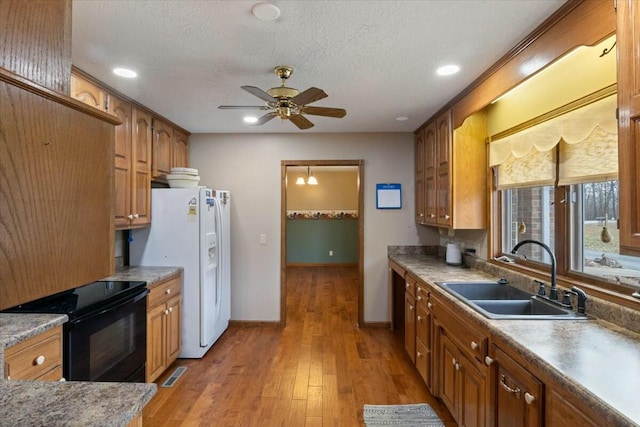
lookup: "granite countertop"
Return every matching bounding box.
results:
[101,265,183,287]
[0,380,156,427]
[389,253,640,427]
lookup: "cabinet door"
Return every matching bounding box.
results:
[436,110,452,227]
[70,73,108,112]
[495,347,543,427]
[439,332,459,420]
[424,121,437,224]
[459,352,486,427]
[415,128,426,224]
[131,108,152,227]
[110,96,133,229]
[404,292,416,363]
[546,387,601,427]
[172,129,189,169]
[146,303,167,383]
[166,294,182,365]
[415,305,431,387]
[617,0,640,255]
[152,118,173,180]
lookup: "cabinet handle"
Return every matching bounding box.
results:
[484,356,494,366]
[455,362,460,371]
[417,315,422,321]
[417,295,422,301]
[59,377,66,382]
[164,309,169,315]
[429,214,436,218]
[128,214,134,219]
[499,374,521,398]
[451,357,456,366]
[524,392,536,405]
[416,287,421,293]
[133,214,139,218]
[470,341,478,350]
[406,283,410,289]
[409,305,414,310]
[427,302,433,309]
[168,307,173,313]
[417,351,422,358]
[35,355,45,365]
[166,288,171,294]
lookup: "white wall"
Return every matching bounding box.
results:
[190,132,439,322]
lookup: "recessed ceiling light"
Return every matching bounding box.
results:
[244,116,258,124]
[395,116,409,122]
[251,2,281,21]
[113,68,137,78]
[436,65,460,76]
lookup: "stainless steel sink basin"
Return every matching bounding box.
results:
[438,280,589,320]
[440,281,532,300]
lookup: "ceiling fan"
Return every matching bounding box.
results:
[218,65,347,130]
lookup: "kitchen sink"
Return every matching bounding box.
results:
[437,280,589,320]
[439,281,532,300]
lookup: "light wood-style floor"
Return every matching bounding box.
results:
[143,266,455,426]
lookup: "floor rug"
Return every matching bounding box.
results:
[363,403,445,427]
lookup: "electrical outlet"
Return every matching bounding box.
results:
[259,234,266,245]
[329,250,333,256]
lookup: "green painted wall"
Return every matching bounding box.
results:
[286,219,358,264]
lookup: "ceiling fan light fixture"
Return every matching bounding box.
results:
[395,116,409,122]
[295,175,306,185]
[243,116,258,124]
[113,67,137,78]
[251,2,280,21]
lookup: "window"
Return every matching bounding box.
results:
[569,181,640,289]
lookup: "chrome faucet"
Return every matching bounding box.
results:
[511,239,558,301]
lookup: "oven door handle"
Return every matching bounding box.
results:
[69,288,148,326]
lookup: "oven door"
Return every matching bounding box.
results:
[65,288,148,382]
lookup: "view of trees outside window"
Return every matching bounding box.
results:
[571,180,640,289]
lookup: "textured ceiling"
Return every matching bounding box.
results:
[71,0,565,134]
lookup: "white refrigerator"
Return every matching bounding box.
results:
[130,187,231,358]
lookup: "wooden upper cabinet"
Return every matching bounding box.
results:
[424,122,437,224]
[172,128,189,169]
[152,118,173,180]
[617,0,640,255]
[110,96,133,229]
[436,111,452,227]
[71,72,108,113]
[0,0,71,95]
[131,108,152,228]
[415,129,426,224]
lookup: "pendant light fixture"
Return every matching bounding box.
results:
[307,166,318,185]
[295,166,318,185]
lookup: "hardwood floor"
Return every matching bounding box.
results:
[142,266,456,426]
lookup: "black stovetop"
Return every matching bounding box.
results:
[3,280,146,319]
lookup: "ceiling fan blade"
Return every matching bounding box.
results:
[253,112,279,125]
[218,105,271,110]
[289,113,314,130]
[290,87,327,106]
[301,106,347,118]
[241,85,277,102]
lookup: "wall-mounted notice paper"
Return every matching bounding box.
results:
[376,183,402,209]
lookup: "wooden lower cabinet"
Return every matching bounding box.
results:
[4,326,63,381]
[493,345,543,427]
[438,329,487,427]
[146,275,182,383]
[404,292,416,363]
[545,385,607,427]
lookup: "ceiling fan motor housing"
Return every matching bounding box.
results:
[267,86,299,99]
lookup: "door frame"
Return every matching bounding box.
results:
[280,159,365,327]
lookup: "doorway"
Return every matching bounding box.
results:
[280,160,364,327]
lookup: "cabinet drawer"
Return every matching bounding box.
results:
[415,283,430,311]
[405,274,417,298]
[416,305,430,347]
[416,339,430,385]
[5,326,62,380]
[431,294,487,364]
[148,275,181,308]
[37,366,64,381]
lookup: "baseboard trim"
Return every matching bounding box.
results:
[228,320,282,328]
[361,321,391,329]
[286,263,358,267]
